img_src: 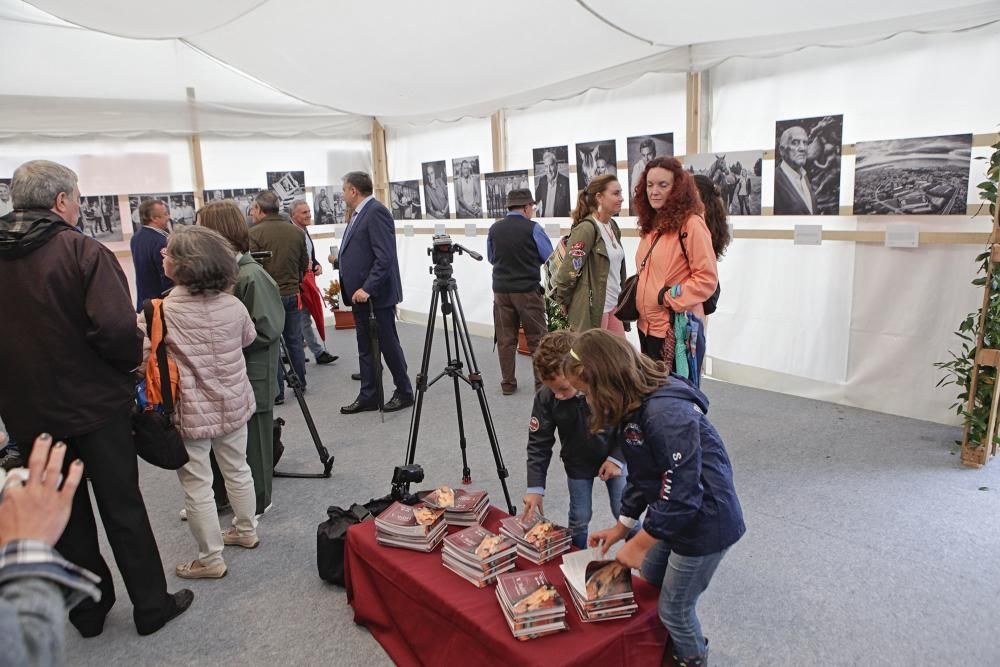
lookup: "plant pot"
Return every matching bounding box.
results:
[334,309,356,330]
[517,326,531,356]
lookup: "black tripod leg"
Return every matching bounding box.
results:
[441,288,471,484]
[404,288,439,468]
[451,288,515,515]
[274,335,334,479]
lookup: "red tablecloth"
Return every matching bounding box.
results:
[344,506,667,667]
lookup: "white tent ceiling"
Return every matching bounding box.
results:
[2,0,998,136]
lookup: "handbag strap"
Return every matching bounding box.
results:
[143,299,175,414]
[638,232,662,273]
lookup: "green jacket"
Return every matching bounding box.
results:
[235,253,285,413]
[550,216,626,332]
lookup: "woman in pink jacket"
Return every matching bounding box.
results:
[155,226,260,579]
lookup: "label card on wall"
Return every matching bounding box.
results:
[545,223,561,238]
[794,224,823,245]
[885,223,920,248]
[464,223,477,237]
[434,223,446,236]
[404,224,415,237]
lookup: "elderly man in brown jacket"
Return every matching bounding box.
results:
[0,160,193,637]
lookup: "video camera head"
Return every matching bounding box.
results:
[390,463,425,502]
[427,233,482,269]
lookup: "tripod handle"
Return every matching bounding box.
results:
[452,243,482,261]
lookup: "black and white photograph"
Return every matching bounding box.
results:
[853,134,972,215]
[0,178,12,217]
[773,114,843,216]
[128,192,196,232]
[389,181,422,221]
[422,160,449,219]
[484,170,531,219]
[575,139,618,190]
[682,151,764,216]
[313,185,346,225]
[204,187,259,220]
[266,170,305,212]
[626,133,674,203]
[78,195,122,242]
[452,156,482,218]
[531,145,570,218]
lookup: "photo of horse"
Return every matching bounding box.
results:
[681,151,764,216]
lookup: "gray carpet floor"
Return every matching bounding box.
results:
[63,322,1000,666]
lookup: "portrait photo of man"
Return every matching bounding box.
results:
[452,156,483,219]
[422,160,450,219]
[531,146,570,218]
[773,115,843,216]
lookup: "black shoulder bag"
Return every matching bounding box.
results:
[678,229,722,316]
[132,300,189,470]
[614,233,661,322]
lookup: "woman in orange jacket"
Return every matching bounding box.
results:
[631,158,718,379]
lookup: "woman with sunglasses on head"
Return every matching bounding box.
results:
[632,158,718,381]
[566,329,745,667]
[549,174,628,335]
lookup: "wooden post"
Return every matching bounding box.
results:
[371,119,389,206]
[685,72,702,155]
[186,87,206,210]
[491,110,507,172]
[961,200,1000,467]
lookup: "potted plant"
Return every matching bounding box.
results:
[323,280,355,330]
[936,137,1000,465]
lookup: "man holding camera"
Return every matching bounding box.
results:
[486,189,553,395]
[338,172,413,414]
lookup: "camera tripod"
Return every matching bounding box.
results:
[393,235,515,515]
[273,332,334,479]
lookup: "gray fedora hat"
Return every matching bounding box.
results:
[506,188,537,208]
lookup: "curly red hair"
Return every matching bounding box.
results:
[632,157,704,235]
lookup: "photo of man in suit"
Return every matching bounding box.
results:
[774,126,816,215]
[533,148,570,218]
[338,171,414,415]
[773,115,843,216]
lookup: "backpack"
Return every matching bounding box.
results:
[317,495,395,586]
[543,218,600,300]
[132,299,189,470]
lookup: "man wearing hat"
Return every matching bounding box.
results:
[486,189,553,395]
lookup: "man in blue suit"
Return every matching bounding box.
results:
[338,171,413,414]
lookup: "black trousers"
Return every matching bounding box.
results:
[353,305,413,405]
[638,329,666,362]
[21,409,171,633]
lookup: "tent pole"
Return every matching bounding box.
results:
[685,72,702,155]
[186,87,206,210]
[491,110,507,172]
[371,119,389,206]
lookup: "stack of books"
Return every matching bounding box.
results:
[423,485,490,526]
[498,512,571,564]
[559,548,638,622]
[441,525,517,587]
[374,501,446,552]
[495,569,568,640]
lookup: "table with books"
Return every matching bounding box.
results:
[343,487,668,667]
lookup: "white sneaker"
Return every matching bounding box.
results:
[254,503,274,520]
[179,508,187,521]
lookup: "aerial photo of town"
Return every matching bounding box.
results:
[853,134,972,215]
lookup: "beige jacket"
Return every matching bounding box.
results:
[139,286,256,440]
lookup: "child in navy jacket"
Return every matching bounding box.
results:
[565,329,745,667]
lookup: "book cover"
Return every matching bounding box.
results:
[496,570,565,618]
[443,526,514,562]
[374,502,444,536]
[498,513,569,550]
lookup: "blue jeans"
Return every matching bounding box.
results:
[566,473,626,550]
[641,543,728,659]
[276,294,306,397]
